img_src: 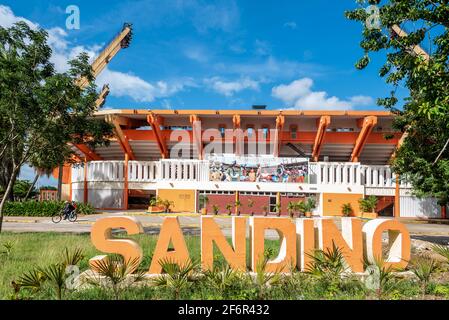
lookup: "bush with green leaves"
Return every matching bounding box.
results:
[14,247,84,300]
[3,200,95,217]
[410,255,438,297]
[87,255,146,300]
[358,196,378,213]
[152,258,199,300]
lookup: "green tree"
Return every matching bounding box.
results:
[0,22,113,231]
[13,180,38,200]
[345,1,449,208]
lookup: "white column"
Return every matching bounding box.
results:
[355,164,361,185]
[366,166,372,186]
[379,167,385,187]
[343,165,348,185]
[323,164,329,184]
[189,163,193,181]
[349,164,355,185]
[329,164,335,184]
[316,163,322,185]
[373,167,379,187]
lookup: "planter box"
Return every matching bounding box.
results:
[361,212,378,219]
[147,206,165,214]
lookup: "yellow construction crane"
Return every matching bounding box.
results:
[76,23,133,107]
[389,24,431,161]
[390,24,430,62]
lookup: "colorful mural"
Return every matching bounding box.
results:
[208,157,309,183]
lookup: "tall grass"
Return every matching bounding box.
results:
[0,232,446,300]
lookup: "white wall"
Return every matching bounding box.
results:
[400,196,441,218]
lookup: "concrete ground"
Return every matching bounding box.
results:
[2,211,449,243]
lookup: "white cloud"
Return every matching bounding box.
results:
[0,5,101,72]
[97,68,195,103]
[272,78,374,110]
[0,5,37,29]
[190,0,240,33]
[254,39,271,56]
[214,56,327,81]
[0,5,192,103]
[284,21,297,30]
[184,45,209,63]
[205,77,260,97]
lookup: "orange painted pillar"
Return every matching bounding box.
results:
[442,205,447,219]
[68,164,73,201]
[83,157,88,204]
[234,191,240,215]
[277,192,281,215]
[394,174,400,218]
[124,153,129,210]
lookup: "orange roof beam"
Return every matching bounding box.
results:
[190,115,203,160]
[70,153,82,163]
[311,116,331,162]
[147,114,169,159]
[233,114,243,156]
[274,115,285,157]
[72,143,103,161]
[350,116,378,162]
[106,115,136,160]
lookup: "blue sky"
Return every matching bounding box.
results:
[1,0,408,111]
[1,0,408,185]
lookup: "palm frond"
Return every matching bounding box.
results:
[16,268,46,292]
[306,242,347,278]
[410,255,438,282]
[60,247,84,267]
[39,263,66,288]
[432,244,449,262]
[93,255,141,285]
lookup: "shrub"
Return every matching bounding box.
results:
[225,204,233,216]
[359,196,378,213]
[3,200,95,217]
[74,203,96,215]
[341,203,353,217]
[410,256,438,297]
[432,244,449,264]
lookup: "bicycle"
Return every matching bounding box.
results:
[52,209,78,223]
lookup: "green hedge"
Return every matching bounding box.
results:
[3,201,96,217]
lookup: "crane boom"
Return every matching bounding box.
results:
[76,23,133,89]
[389,24,430,161]
[390,24,430,62]
[95,84,110,108]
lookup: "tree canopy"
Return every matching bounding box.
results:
[0,22,113,230]
[346,0,449,206]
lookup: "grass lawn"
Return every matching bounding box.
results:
[0,232,281,299]
[1,232,449,300]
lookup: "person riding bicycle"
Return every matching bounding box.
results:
[62,201,76,220]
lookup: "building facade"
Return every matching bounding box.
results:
[55,109,445,219]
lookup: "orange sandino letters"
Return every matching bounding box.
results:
[89,216,411,274]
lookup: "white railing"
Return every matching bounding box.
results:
[71,161,125,182]
[88,161,124,182]
[360,165,411,188]
[309,162,411,188]
[362,165,391,187]
[72,160,411,189]
[310,162,361,185]
[159,159,210,182]
[128,161,159,182]
[72,164,85,183]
